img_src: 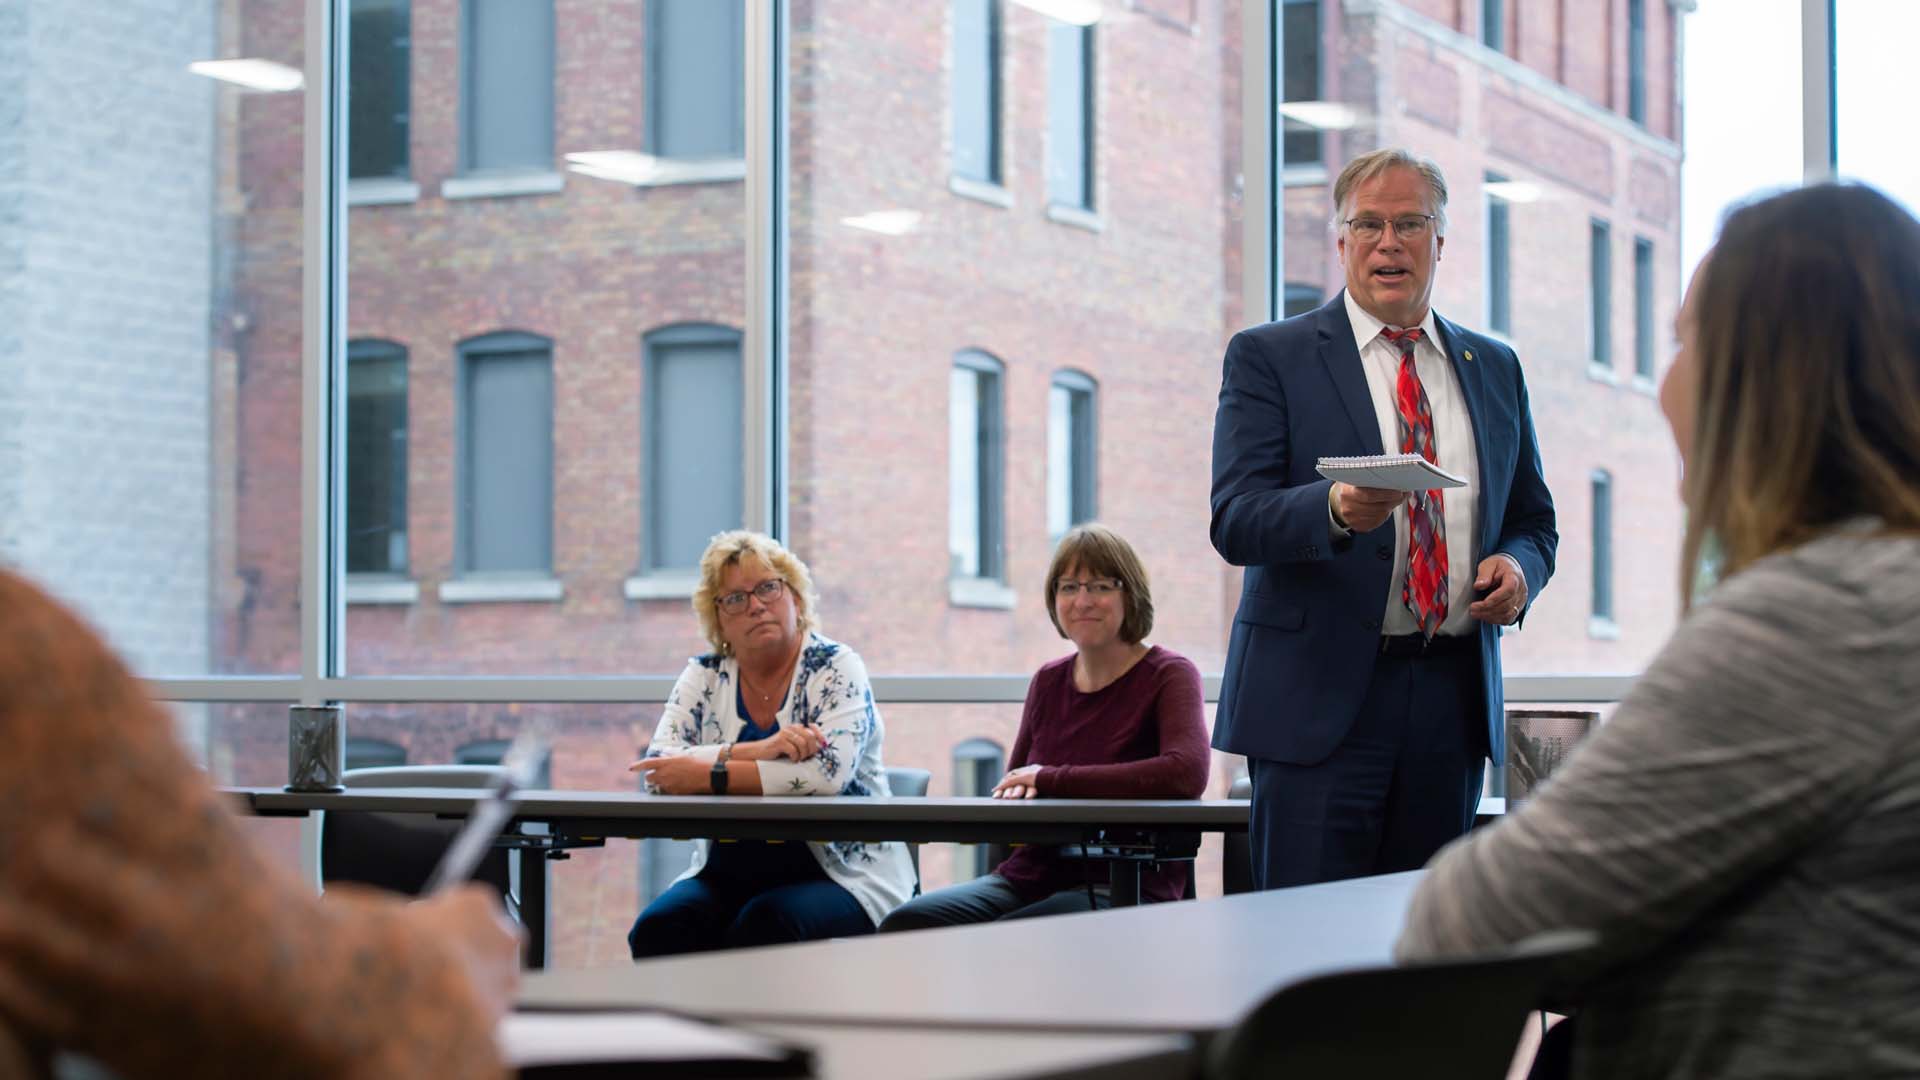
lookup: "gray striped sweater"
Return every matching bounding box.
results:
[1398,524,1920,1079]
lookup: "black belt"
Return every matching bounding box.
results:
[1379,633,1475,657]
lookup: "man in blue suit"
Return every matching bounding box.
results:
[1210,149,1557,889]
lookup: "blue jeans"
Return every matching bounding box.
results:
[627,856,873,958]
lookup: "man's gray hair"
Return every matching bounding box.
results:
[1330,148,1449,236]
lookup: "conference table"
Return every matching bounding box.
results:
[516,871,1427,1078]
[234,787,1255,967]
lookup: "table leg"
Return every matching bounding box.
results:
[1110,860,1143,907]
[520,850,550,970]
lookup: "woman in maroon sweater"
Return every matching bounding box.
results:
[879,524,1211,930]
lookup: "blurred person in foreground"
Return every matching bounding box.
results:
[1399,182,1920,1078]
[626,530,914,957]
[0,569,520,1079]
[879,524,1209,931]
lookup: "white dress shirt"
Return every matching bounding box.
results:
[1339,290,1481,637]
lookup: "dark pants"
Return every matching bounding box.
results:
[876,873,1109,933]
[628,847,874,958]
[1248,646,1486,889]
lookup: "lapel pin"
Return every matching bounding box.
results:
[1464,349,1474,362]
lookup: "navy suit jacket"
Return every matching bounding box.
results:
[1208,294,1557,768]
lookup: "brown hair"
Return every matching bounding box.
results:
[1044,523,1155,643]
[1680,183,1920,604]
[1330,148,1450,236]
[692,530,822,655]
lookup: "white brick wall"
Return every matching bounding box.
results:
[1,0,216,676]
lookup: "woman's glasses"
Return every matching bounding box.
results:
[1055,578,1122,598]
[716,578,787,614]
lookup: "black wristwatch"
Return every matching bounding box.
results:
[710,743,732,795]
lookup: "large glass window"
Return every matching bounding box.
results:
[1045,21,1094,211]
[457,333,554,578]
[350,0,411,180]
[951,0,1002,185]
[462,0,555,176]
[644,324,744,574]
[346,340,410,576]
[24,0,1870,972]
[1,2,300,676]
[647,0,745,161]
[1047,371,1097,540]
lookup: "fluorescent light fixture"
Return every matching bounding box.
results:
[1277,101,1367,131]
[841,210,922,236]
[187,59,305,93]
[1009,0,1102,25]
[1483,180,1546,203]
[564,150,664,185]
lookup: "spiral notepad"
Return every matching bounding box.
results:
[1315,453,1467,491]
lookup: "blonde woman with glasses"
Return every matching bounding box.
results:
[626,531,915,957]
[1399,183,1920,1078]
[880,524,1210,931]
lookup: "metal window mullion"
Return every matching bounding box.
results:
[301,0,346,707]
[742,0,785,539]
[1802,0,1836,181]
[144,673,1639,706]
[1245,1,1276,326]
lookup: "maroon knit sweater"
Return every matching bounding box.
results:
[994,645,1212,904]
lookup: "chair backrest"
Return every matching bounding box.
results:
[319,765,514,900]
[884,766,933,894]
[885,765,931,798]
[1206,929,1597,1080]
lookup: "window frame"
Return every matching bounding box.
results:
[1048,370,1099,540]
[347,0,413,183]
[641,323,746,577]
[1045,20,1096,213]
[1485,171,1512,337]
[343,338,410,580]
[1590,469,1616,634]
[950,350,1008,588]
[1633,236,1657,382]
[453,330,557,581]
[459,0,556,177]
[950,0,1003,187]
[645,0,747,162]
[1589,219,1613,374]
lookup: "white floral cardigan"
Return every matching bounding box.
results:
[642,632,916,925]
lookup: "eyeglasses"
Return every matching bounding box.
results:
[1341,214,1436,243]
[716,578,787,614]
[1055,578,1122,598]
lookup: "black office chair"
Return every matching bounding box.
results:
[318,765,518,907]
[1206,929,1596,1080]
[885,766,933,894]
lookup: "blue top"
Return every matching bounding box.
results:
[700,684,820,882]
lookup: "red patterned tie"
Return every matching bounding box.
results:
[1383,328,1448,637]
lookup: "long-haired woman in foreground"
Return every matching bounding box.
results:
[1398,183,1920,1078]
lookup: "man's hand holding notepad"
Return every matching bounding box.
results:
[1316,453,1468,491]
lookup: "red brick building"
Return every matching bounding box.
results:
[218,0,1683,967]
